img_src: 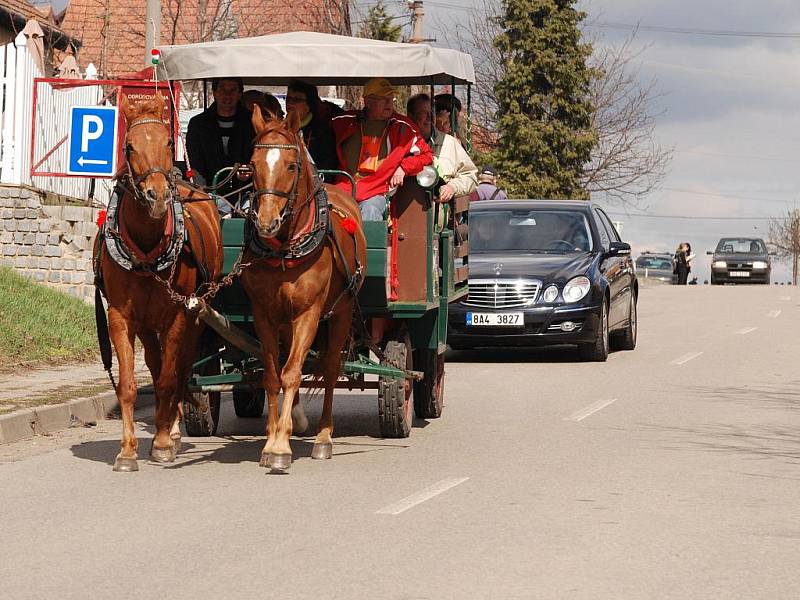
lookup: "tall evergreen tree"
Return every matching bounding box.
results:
[493,0,596,199]
[360,1,402,42]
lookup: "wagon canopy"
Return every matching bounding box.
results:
[157,31,475,86]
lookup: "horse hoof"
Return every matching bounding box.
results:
[311,442,332,460]
[269,453,292,472]
[170,436,182,454]
[149,445,177,463]
[113,456,139,472]
[259,452,273,468]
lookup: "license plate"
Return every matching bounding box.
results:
[466,312,524,327]
[730,271,750,278]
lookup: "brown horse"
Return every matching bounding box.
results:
[95,94,223,471]
[241,106,367,471]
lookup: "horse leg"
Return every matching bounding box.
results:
[268,308,322,471]
[139,331,180,451]
[312,303,352,460]
[280,327,308,434]
[258,327,281,468]
[109,310,139,472]
[149,315,192,463]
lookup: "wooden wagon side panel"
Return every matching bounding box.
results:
[391,181,430,303]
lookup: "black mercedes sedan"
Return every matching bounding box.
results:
[708,237,772,285]
[448,200,638,361]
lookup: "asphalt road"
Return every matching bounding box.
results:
[1,284,799,599]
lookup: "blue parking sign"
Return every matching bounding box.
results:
[67,106,118,177]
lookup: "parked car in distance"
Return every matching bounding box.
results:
[448,200,638,362]
[636,252,675,283]
[707,237,772,284]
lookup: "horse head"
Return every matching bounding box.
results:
[120,93,174,220]
[250,105,306,239]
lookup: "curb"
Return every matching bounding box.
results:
[0,387,154,446]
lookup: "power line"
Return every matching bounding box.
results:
[605,212,773,221]
[590,21,800,39]
[676,150,800,164]
[660,187,799,204]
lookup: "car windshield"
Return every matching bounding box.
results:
[637,256,672,270]
[470,209,593,254]
[716,239,766,254]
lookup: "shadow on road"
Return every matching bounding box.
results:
[447,344,586,363]
[687,381,800,411]
[69,393,418,468]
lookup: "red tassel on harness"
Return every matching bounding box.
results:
[96,209,107,228]
[341,217,358,235]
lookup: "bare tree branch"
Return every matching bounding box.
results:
[769,209,800,285]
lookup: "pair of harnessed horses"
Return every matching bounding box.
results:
[95,94,365,472]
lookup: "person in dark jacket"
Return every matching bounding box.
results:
[186,78,255,213]
[285,80,338,177]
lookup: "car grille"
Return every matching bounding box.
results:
[726,262,753,270]
[463,279,540,309]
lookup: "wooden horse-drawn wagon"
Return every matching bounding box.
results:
[154,32,475,447]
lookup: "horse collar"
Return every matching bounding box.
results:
[247,186,331,267]
[102,190,185,273]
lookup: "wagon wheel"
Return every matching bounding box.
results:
[233,387,265,418]
[412,348,445,419]
[378,335,414,438]
[184,331,221,437]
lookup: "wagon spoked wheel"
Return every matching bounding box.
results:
[413,348,445,419]
[233,387,265,418]
[378,335,414,438]
[184,332,221,437]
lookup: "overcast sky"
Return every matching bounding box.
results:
[373,0,800,281]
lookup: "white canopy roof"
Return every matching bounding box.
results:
[157,31,475,86]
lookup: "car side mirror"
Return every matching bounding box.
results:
[607,241,631,257]
[706,251,714,255]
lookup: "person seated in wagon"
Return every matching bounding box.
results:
[331,78,433,221]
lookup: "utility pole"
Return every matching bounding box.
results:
[145,0,161,67]
[409,1,424,43]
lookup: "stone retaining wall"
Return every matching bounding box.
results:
[0,185,99,301]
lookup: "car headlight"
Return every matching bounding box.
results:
[416,165,439,188]
[752,261,768,270]
[713,260,727,269]
[542,285,559,303]
[563,276,590,303]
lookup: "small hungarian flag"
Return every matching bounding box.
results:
[151,49,160,65]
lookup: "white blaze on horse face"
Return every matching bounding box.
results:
[265,148,281,174]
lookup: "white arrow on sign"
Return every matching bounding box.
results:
[77,156,108,167]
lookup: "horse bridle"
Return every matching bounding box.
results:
[249,142,303,230]
[122,118,176,206]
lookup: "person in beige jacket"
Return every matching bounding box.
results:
[407,93,478,201]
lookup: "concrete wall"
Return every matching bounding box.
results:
[0,185,99,301]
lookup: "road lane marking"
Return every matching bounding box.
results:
[736,327,757,335]
[768,310,782,318]
[565,398,617,422]
[670,351,703,365]
[376,477,469,515]
[780,296,791,301]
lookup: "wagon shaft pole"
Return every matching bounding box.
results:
[196,300,263,357]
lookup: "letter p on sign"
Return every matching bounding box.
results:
[80,115,104,153]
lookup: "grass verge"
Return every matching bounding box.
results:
[0,267,97,370]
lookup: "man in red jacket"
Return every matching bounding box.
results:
[331,78,433,220]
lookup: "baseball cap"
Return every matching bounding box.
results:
[480,165,498,177]
[363,78,397,98]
